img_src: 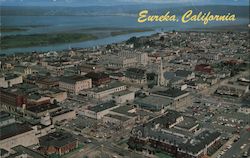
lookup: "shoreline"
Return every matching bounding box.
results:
[0,26,249,56]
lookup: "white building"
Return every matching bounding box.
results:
[84,101,119,120]
[112,90,135,104]
[106,51,148,68]
[51,110,76,124]
[92,82,127,99]
[59,76,92,94]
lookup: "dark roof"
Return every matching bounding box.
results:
[126,68,146,74]
[0,123,33,140]
[132,111,221,155]
[11,145,48,158]
[93,82,126,93]
[111,105,137,117]
[51,109,74,117]
[109,72,124,77]
[39,131,77,148]
[88,101,117,113]
[147,110,181,128]
[175,70,193,77]
[180,130,221,154]
[175,116,198,130]
[85,72,109,80]
[26,104,60,113]
[153,88,188,98]
[4,74,19,80]
[125,68,146,79]
[104,114,130,122]
[60,75,90,84]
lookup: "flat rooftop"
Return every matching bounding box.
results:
[0,123,33,140]
[112,90,133,96]
[39,131,77,148]
[104,114,130,122]
[175,116,198,130]
[153,88,189,98]
[11,145,48,158]
[88,101,117,113]
[60,76,90,84]
[26,104,60,113]
[135,95,172,107]
[51,109,74,117]
[111,105,137,117]
[93,82,126,93]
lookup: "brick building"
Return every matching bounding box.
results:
[39,131,78,156]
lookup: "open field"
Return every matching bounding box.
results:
[1,33,97,49]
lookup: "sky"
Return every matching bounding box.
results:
[0,0,249,6]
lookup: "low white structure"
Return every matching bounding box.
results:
[103,114,135,127]
[84,101,119,120]
[112,90,135,104]
[92,82,127,99]
[51,110,76,124]
[106,51,148,68]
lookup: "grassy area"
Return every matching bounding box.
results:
[1,27,27,32]
[111,29,153,36]
[1,33,97,49]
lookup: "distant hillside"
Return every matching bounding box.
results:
[1,5,249,18]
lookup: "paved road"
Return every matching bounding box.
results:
[221,129,250,158]
[211,134,238,158]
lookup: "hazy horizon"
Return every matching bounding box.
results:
[0,0,249,7]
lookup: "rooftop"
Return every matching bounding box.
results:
[153,88,189,98]
[0,123,33,140]
[135,95,172,108]
[26,104,60,114]
[85,72,109,80]
[39,131,77,148]
[10,145,48,158]
[88,101,117,113]
[175,116,198,130]
[180,130,221,154]
[93,82,126,93]
[104,114,130,122]
[112,90,134,97]
[175,70,193,78]
[111,105,137,117]
[60,75,90,84]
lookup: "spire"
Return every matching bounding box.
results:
[158,58,165,86]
